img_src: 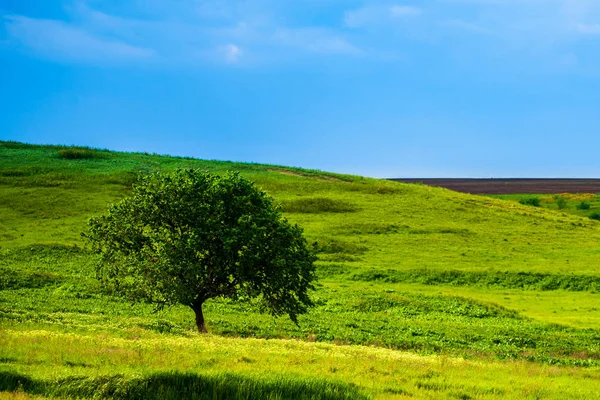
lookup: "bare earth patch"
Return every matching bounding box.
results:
[389,178,600,194]
[269,169,343,182]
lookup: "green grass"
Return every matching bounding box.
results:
[490,193,600,220]
[0,369,365,400]
[350,268,600,291]
[2,329,600,400]
[3,141,600,398]
[282,197,359,213]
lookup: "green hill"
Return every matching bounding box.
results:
[2,141,600,399]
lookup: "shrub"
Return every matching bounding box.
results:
[317,239,368,255]
[58,148,100,160]
[350,269,600,292]
[554,195,568,210]
[0,268,61,290]
[590,212,600,221]
[282,198,358,214]
[519,197,541,207]
[577,201,591,210]
[1,141,36,149]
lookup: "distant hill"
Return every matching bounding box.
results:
[3,141,600,276]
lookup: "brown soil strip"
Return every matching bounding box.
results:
[269,169,343,182]
[388,179,600,194]
[270,169,306,178]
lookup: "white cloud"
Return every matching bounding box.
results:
[3,15,154,64]
[556,51,578,67]
[271,27,362,55]
[458,0,600,36]
[577,23,600,34]
[390,6,422,17]
[2,1,365,67]
[345,4,422,28]
[442,19,494,35]
[3,0,599,70]
[220,44,242,63]
[196,0,236,20]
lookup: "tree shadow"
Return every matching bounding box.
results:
[0,370,368,400]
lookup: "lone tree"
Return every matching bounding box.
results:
[85,169,317,333]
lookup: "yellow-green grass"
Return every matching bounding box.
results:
[0,393,50,400]
[2,142,600,276]
[489,193,600,220]
[3,245,600,366]
[381,282,600,330]
[3,141,600,398]
[2,329,600,400]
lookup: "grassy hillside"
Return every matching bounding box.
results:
[2,141,600,399]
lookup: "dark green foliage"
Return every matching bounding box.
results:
[408,227,471,235]
[0,267,61,290]
[339,223,407,235]
[102,170,141,187]
[0,370,36,392]
[0,167,51,177]
[352,269,600,292]
[0,245,85,290]
[281,198,357,213]
[519,197,541,207]
[372,185,403,195]
[554,195,568,210]
[317,239,368,255]
[590,212,600,221]
[0,371,367,400]
[351,292,520,319]
[0,141,54,150]
[84,169,317,331]
[315,239,368,263]
[577,201,591,210]
[58,148,102,160]
[315,264,349,279]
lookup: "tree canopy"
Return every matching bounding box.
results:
[84,169,317,333]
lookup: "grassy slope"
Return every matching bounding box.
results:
[3,142,600,273]
[2,141,600,399]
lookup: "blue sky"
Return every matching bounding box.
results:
[1,0,600,178]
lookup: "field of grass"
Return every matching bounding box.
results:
[2,141,600,399]
[3,329,600,400]
[489,193,600,220]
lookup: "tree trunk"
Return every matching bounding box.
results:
[192,302,208,334]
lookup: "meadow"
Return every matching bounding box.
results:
[2,141,600,399]
[489,193,600,221]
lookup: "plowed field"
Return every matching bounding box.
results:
[388,178,600,194]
